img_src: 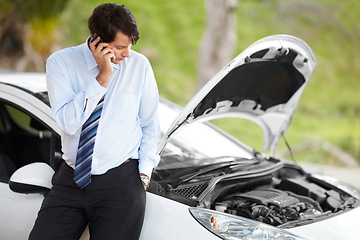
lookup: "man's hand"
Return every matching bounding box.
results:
[140,173,150,191]
[89,36,115,87]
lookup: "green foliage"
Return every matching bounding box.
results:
[0,0,12,15]
[56,0,359,164]
[11,0,69,22]
[228,0,360,164]
[59,0,205,103]
[2,0,70,56]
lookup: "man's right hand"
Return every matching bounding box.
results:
[89,36,115,87]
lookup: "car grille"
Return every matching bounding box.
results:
[171,180,209,200]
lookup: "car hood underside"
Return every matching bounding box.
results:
[159,35,316,155]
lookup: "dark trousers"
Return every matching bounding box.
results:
[29,159,146,240]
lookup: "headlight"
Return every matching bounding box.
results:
[189,207,309,240]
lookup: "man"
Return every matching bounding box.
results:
[29,3,160,240]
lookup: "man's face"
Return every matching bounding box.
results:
[108,31,132,64]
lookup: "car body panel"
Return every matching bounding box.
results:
[0,182,219,240]
[2,162,219,240]
[140,193,220,240]
[0,183,43,240]
[0,72,48,93]
[0,74,60,134]
[288,207,360,240]
[159,35,316,155]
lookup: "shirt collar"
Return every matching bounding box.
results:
[83,37,120,71]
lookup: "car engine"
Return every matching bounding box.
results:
[154,162,359,228]
[210,176,358,227]
[214,184,324,226]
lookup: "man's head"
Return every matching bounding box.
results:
[88,3,140,45]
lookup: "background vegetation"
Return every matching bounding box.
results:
[1,0,359,166]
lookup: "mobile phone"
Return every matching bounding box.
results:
[90,36,103,48]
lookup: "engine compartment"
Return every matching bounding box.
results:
[152,161,359,228]
[213,177,356,227]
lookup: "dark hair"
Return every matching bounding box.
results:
[88,3,140,45]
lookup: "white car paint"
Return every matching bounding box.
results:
[0,183,43,239]
[288,207,360,240]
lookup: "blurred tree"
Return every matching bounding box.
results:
[0,0,25,68]
[197,0,238,89]
[0,0,69,71]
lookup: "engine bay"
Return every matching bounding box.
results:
[152,159,359,228]
[213,177,357,227]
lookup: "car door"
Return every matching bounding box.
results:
[0,84,61,240]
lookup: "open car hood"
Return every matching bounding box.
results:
[159,35,316,155]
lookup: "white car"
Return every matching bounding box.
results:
[0,35,359,240]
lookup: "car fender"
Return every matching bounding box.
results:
[140,193,219,240]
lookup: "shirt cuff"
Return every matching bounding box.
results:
[138,156,159,178]
[86,79,107,99]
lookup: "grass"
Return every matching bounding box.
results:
[56,0,360,165]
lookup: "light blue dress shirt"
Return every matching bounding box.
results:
[46,39,160,177]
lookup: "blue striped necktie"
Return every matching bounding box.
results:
[74,96,105,188]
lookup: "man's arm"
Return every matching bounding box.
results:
[46,56,106,135]
[46,37,114,135]
[138,61,161,186]
[89,36,115,87]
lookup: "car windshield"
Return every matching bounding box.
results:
[158,101,253,169]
